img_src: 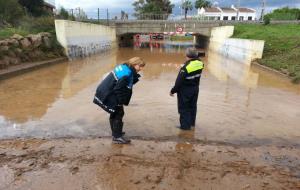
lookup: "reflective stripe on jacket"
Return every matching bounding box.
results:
[171,59,204,94]
[93,64,140,113]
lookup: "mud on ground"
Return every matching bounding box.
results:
[0,136,299,190]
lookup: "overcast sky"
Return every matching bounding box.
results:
[52,0,300,18]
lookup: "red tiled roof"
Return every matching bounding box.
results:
[202,7,256,13]
[220,8,236,13]
[204,7,221,13]
[238,8,256,13]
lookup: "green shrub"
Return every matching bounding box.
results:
[31,16,55,34]
[0,0,24,26]
[18,0,48,17]
[263,15,270,25]
[265,7,300,21]
[16,16,55,34]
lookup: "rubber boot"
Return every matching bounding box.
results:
[112,120,122,138]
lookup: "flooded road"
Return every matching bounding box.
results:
[0,40,300,147]
[1,40,300,190]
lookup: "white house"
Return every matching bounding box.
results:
[197,5,256,21]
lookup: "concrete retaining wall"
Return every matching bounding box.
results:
[208,26,265,65]
[55,20,117,59]
[210,26,234,39]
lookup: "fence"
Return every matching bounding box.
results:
[55,8,300,25]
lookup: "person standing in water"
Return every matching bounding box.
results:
[170,48,204,130]
[93,57,146,144]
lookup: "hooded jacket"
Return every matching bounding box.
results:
[93,63,140,113]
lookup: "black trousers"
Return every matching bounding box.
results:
[177,87,199,130]
[109,106,124,138]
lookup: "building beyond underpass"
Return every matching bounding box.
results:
[197,5,256,21]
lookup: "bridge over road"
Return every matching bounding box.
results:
[108,20,256,47]
[109,20,259,36]
[110,20,224,36]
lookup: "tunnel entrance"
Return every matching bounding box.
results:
[195,34,209,49]
[118,33,210,50]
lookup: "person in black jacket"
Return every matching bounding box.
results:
[170,48,204,130]
[93,57,146,144]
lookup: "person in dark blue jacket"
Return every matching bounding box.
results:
[93,57,146,144]
[170,48,204,130]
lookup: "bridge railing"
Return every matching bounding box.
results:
[132,13,176,20]
[56,8,263,25]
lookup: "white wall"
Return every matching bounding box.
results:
[209,26,265,65]
[197,7,257,21]
[55,20,117,59]
[210,26,234,39]
[221,13,237,20]
[238,12,256,20]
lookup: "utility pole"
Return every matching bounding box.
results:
[98,8,100,23]
[260,0,266,21]
[75,7,80,21]
[236,0,240,21]
[106,9,109,26]
[69,8,74,20]
[181,0,184,19]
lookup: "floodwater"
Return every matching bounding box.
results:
[0,40,300,147]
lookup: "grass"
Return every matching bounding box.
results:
[0,16,64,61]
[0,16,56,40]
[170,35,193,41]
[232,24,300,83]
[0,27,31,40]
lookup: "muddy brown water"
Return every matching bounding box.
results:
[0,41,300,147]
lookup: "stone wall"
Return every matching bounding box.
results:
[55,20,117,59]
[0,33,63,69]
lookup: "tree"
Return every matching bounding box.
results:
[0,0,24,26]
[74,8,88,21]
[57,7,71,20]
[18,0,46,17]
[133,0,174,20]
[181,0,193,19]
[195,0,212,9]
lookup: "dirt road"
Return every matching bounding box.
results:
[0,135,299,190]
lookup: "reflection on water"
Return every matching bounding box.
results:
[0,40,299,146]
[0,64,68,123]
[61,51,117,98]
[252,64,300,95]
[206,50,259,88]
[134,40,194,54]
